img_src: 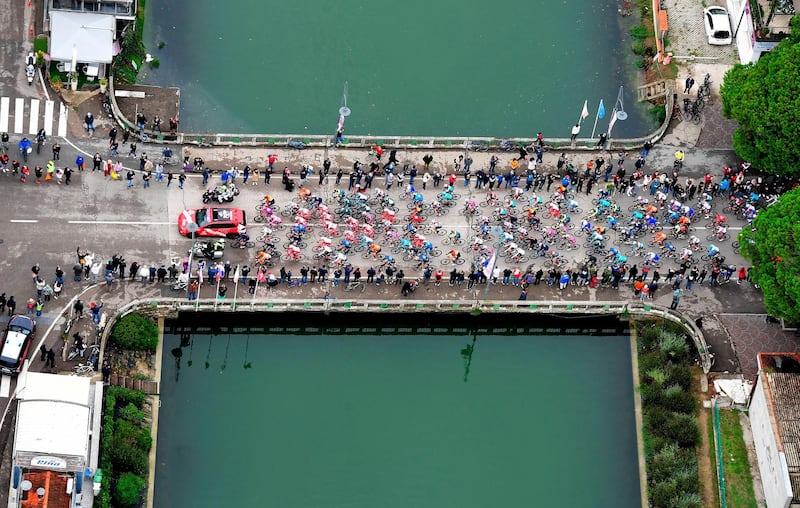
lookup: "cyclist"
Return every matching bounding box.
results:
[707,243,720,258]
[580,218,592,234]
[630,240,645,256]
[688,234,701,250]
[681,247,693,262]
[715,224,728,239]
[645,251,660,265]
[447,249,461,263]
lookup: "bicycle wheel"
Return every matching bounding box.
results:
[430,248,442,257]
[440,258,452,266]
[245,240,255,248]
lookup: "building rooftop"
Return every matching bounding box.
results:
[19,470,72,508]
[758,353,800,503]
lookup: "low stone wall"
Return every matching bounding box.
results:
[108,295,711,373]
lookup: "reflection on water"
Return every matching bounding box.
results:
[154,318,641,508]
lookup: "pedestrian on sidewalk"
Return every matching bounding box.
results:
[46,348,55,368]
[670,289,680,310]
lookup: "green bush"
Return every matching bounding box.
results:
[663,413,700,448]
[651,479,678,507]
[640,383,666,406]
[673,465,700,496]
[109,438,149,474]
[110,314,158,350]
[108,386,146,407]
[639,350,668,373]
[632,40,646,55]
[646,367,668,385]
[659,330,690,358]
[630,24,650,39]
[666,364,692,391]
[646,406,670,431]
[673,492,702,507]
[663,387,697,414]
[120,403,145,425]
[114,472,145,506]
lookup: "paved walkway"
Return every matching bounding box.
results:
[718,314,800,379]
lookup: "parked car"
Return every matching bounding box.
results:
[0,315,36,376]
[178,207,247,238]
[704,6,732,45]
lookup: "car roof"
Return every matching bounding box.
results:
[9,315,34,329]
[1,330,30,363]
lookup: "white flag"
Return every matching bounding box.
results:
[580,100,589,120]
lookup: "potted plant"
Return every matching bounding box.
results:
[99,76,108,93]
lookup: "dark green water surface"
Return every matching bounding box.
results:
[153,320,641,507]
[142,0,654,137]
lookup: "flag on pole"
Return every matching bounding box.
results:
[598,100,606,119]
[607,111,618,135]
[580,100,589,120]
[482,252,497,280]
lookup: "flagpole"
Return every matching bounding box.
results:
[591,104,601,139]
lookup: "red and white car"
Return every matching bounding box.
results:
[178,207,247,238]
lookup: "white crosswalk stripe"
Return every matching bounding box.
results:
[0,97,9,133]
[14,98,24,133]
[44,100,54,136]
[28,98,40,135]
[58,101,68,137]
[0,97,68,138]
[0,374,10,398]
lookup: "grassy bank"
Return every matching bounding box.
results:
[637,320,702,507]
[719,409,758,507]
[113,0,147,83]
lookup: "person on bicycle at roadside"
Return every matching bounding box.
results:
[707,244,720,258]
[662,241,676,255]
[688,235,701,250]
[368,242,382,258]
[715,224,728,238]
[605,246,620,262]
[448,249,461,262]
[630,240,645,256]
[607,215,618,229]
[713,213,727,227]
[580,218,592,234]
[287,244,302,259]
[681,247,693,261]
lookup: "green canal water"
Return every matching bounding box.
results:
[153,319,641,507]
[142,0,654,138]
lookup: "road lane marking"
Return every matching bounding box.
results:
[67,220,176,225]
[14,98,24,134]
[9,219,38,223]
[43,100,54,136]
[0,97,8,133]
[0,375,10,398]
[28,99,39,135]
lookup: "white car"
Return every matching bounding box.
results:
[704,6,732,45]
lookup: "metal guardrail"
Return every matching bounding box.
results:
[107,78,673,152]
[110,296,711,372]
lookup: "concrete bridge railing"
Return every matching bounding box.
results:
[109,295,710,373]
[108,78,673,153]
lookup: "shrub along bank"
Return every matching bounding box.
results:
[96,386,152,508]
[637,320,702,508]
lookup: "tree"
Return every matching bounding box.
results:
[721,16,800,176]
[739,187,800,322]
[110,313,158,350]
[114,472,145,506]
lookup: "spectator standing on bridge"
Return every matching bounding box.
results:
[52,142,60,160]
[178,172,186,189]
[6,296,15,316]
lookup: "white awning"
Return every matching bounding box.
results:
[14,373,91,458]
[50,11,115,64]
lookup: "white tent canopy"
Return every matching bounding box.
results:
[50,11,115,64]
[14,373,91,459]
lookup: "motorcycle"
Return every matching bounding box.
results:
[190,240,225,260]
[202,183,239,204]
[25,53,35,86]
